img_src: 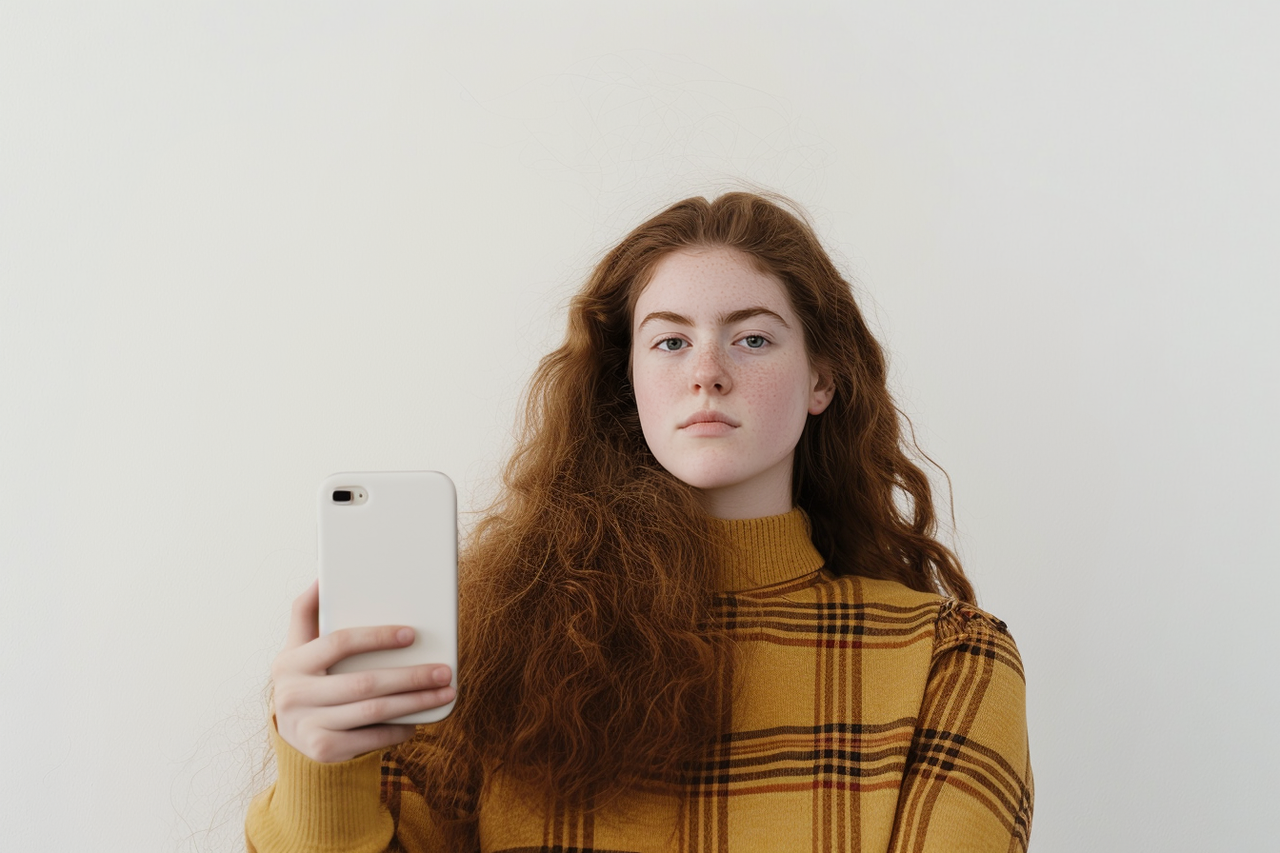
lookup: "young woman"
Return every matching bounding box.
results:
[246,192,1033,852]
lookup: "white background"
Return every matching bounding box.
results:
[2,3,1277,851]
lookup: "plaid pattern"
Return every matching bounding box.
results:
[249,510,1031,853]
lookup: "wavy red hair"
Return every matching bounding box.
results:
[404,192,974,841]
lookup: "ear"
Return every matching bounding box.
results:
[808,362,835,415]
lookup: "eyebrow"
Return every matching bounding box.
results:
[637,306,791,331]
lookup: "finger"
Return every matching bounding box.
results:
[320,724,420,763]
[301,664,454,708]
[298,624,416,673]
[315,685,456,732]
[284,580,320,650]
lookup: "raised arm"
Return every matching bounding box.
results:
[244,581,457,853]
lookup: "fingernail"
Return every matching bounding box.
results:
[432,666,452,685]
[397,628,414,644]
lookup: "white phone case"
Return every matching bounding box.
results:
[317,470,458,724]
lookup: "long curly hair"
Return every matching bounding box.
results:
[404,191,974,838]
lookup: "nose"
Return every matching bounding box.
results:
[691,343,732,395]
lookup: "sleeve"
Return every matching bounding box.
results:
[243,719,457,853]
[244,719,394,853]
[888,601,1034,853]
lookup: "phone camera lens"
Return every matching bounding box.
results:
[333,490,352,503]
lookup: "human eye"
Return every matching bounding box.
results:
[656,337,688,352]
[737,334,769,350]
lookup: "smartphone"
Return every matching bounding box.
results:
[317,470,458,724]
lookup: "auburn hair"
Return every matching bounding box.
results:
[404,191,974,839]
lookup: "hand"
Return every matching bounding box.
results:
[270,580,456,763]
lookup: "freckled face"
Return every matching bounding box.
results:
[630,247,833,519]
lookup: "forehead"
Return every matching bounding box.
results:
[633,248,793,323]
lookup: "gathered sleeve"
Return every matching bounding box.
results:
[244,720,459,853]
[888,601,1034,853]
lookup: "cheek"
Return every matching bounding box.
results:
[631,361,670,426]
[743,364,812,440]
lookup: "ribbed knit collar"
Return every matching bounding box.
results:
[710,507,826,592]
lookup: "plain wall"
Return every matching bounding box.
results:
[2,3,1277,850]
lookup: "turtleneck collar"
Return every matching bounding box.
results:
[710,507,826,592]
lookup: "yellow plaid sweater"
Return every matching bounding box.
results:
[246,509,1032,852]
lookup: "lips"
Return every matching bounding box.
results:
[679,410,740,429]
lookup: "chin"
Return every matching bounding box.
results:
[663,463,752,492]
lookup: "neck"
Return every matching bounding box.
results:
[695,453,794,520]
